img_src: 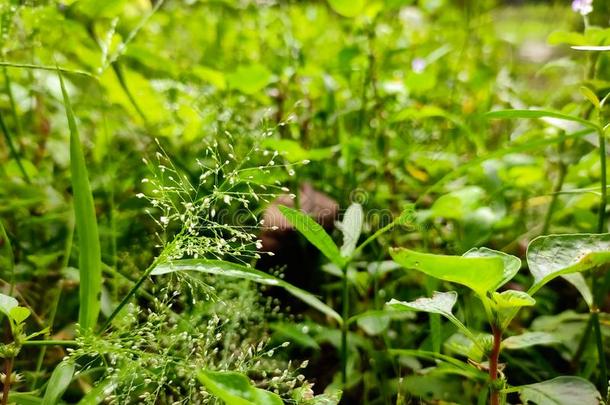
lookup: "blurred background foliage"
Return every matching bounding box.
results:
[1,0,610,403]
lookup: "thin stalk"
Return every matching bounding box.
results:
[341,263,349,387]
[1,357,13,405]
[31,281,63,389]
[592,309,607,399]
[21,340,78,347]
[100,254,164,332]
[542,137,567,234]
[489,324,502,405]
[3,66,23,139]
[597,127,607,233]
[0,110,29,183]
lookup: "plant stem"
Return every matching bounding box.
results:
[100,253,164,332]
[21,340,78,347]
[598,128,607,233]
[592,309,608,399]
[341,263,349,387]
[1,357,13,405]
[489,324,502,405]
[542,136,567,234]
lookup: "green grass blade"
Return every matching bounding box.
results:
[485,109,600,130]
[59,72,102,332]
[152,259,342,324]
[278,205,344,266]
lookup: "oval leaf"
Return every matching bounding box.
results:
[517,376,602,405]
[503,332,558,350]
[337,203,363,258]
[389,247,505,296]
[463,247,521,290]
[0,293,18,317]
[42,361,75,405]
[526,233,610,295]
[152,259,342,324]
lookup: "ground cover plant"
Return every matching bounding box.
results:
[0,0,610,404]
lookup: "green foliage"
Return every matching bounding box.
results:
[60,73,102,332]
[198,370,283,405]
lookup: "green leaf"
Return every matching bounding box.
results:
[77,379,116,405]
[389,248,505,297]
[270,322,320,349]
[7,392,43,405]
[327,0,365,17]
[526,233,610,296]
[42,361,75,405]
[580,86,601,110]
[387,291,457,317]
[485,109,600,131]
[9,306,30,324]
[278,205,344,266]
[59,72,102,332]
[261,139,335,163]
[337,203,363,258]
[152,259,342,323]
[227,64,273,95]
[463,247,521,290]
[198,370,283,405]
[572,45,610,51]
[387,291,478,345]
[0,293,18,317]
[516,376,602,405]
[503,332,558,350]
[491,290,536,309]
[0,221,14,284]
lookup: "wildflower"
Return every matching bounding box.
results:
[572,0,593,15]
[411,57,426,73]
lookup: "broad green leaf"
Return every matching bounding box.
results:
[389,349,486,379]
[387,291,478,345]
[516,376,601,405]
[42,361,75,405]
[60,73,102,331]
[526,233,610,295]
[337,203,363,258]
[327,0,365,17]
[278,205,344,266]
[227,64,272,95]
[198,370,283,405]
[387,291,457,317]
[389,248,505,296]
[0,293,18,317]
[152,259,342,323]
[503,332,558,350]
[9,306,30,324]
[561,273,593,307]
[463,247,521,290]
[485,109,599,131]
[491,290,535,309]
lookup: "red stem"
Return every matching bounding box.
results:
[489,324,502,405]
[1,357,13,405]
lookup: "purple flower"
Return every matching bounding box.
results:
[572,0,593,16]
[411,58,426,73]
